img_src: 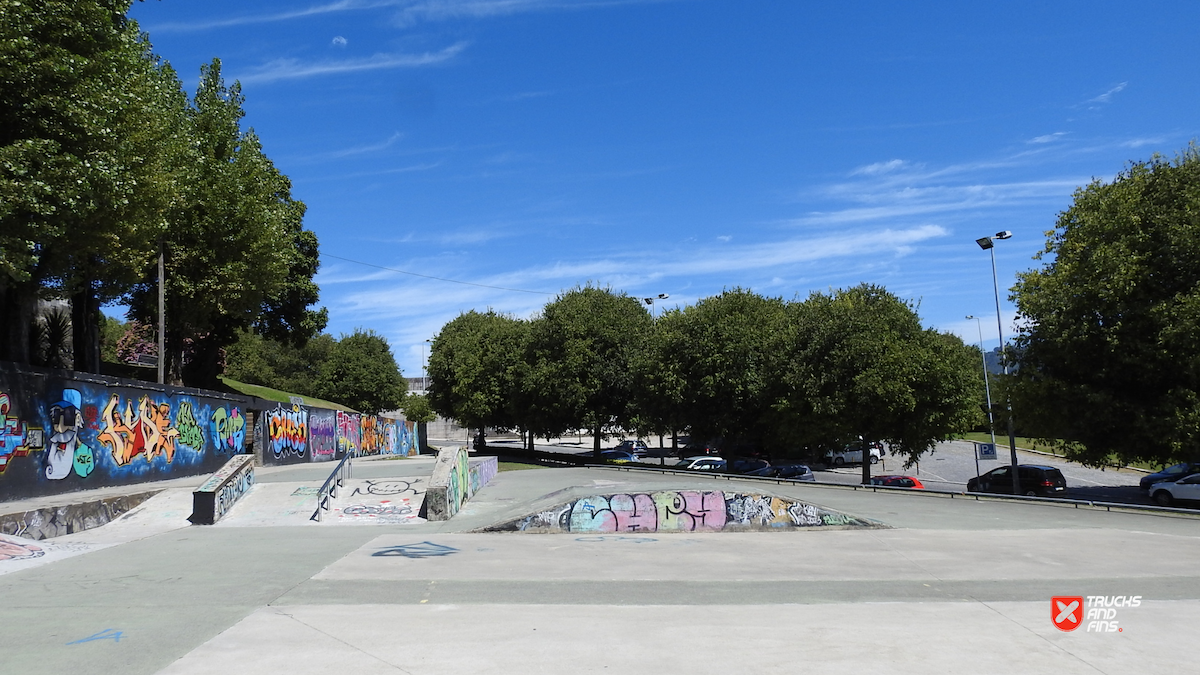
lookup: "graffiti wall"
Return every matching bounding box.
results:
[0,363,252,502]
[309,409,337,463]
[260,406,419,466]
[486,491,877,533]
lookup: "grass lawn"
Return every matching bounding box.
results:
[218,376,353,411]
[498,461,547,472]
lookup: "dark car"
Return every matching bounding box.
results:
[967,465,1067,497]
[598,450,637,463]
[1139,463,1200,491]
[613,439,649,456]
[730,458,771,474]
[768,464,815,481]
[678,439,722,458]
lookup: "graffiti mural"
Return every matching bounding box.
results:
[0,392,44,474]
[211,406,246,454]
[0,364,251,502]
[97,394,181,468]
[487,491,877,533]
[266,404,308,461]
[360,415,382,456]
[308,409,337,462]
[336,411,360,456]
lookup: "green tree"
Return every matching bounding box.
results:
[779,284,982,482]
[224,329,335,396]
[427,310,529,438]
[1012,146,1200,467]
[127,59,321,388]
[400,393,437,424]
[0,0,187,369]
[313,329,406,414]
[643,289,789,450]
[525,286,652,455]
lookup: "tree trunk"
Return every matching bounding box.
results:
[861,437,871,485]
[0,280,36,364]
[593,425,602,457]
[71,282,101,374]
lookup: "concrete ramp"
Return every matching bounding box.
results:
[482,489,880,533]
[211,476,429,527]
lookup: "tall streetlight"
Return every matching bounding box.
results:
[642,293,670,318]
[965,314,997,481]
[976,231,1021,495]
[421,338,432,393]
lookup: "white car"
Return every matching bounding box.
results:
[824,443,883,467]
[675,456,726,471]
[1148,473,1200,507]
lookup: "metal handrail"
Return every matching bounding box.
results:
[311,450,355,522]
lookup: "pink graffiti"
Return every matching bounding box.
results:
[568,491,727,533]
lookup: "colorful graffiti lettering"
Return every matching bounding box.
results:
[267,404,308,459]
[308,410,337,461]
[569,491,727,533]
[497,491,872,533]
[1,392,44,474]
[211,406,246,453]
[360,415,381,456]
[98,394,181,467]
[336,411,360,455]
[175,401,205,451]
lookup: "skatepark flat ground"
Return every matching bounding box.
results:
[2,455,1199,674]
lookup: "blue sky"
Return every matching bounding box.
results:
[127,0,1200,377]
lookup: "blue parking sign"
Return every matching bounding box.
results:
[977,442,997,460]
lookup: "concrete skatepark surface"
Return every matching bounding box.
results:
[2,451,1199,674]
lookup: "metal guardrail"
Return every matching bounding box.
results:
[479,445,1200,520]
[310,450,355,522]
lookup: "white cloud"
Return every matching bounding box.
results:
[237,43,468,84]
[1086,82,1128,105]
[851,159,908,176]
[716,235,731,242]
[328,132,404,158]
[332,35,348,47]
[1028,132,1068,144]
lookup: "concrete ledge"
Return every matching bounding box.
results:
[482,489,879,533]
[190,454,256,525]
[0,490,161,540]
[422,448,498,520]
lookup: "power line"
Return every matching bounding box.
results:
[320,252,553,295]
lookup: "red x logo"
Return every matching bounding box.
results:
[1052,596,1084,631]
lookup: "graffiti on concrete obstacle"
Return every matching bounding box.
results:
[350,478,423,497]
[574,535,658,543]
[336,411,360,455]
[0,535,45,561]
[210,406,246,454]
[214,466,255,521]
[339,500,420,524]
[493,491,874,533]
[342,503,414,517]
[267,404,308,459]
[372,541,458,558]
[66,629,124,645]
[0,391,44,474]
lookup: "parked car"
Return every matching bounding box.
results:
[613,439,649,456]
[869,475,925,489]
[1139,462,1200,491]
[675,456,727,471]
[730,458,771,474]
[678,439,722,458]
[598,450,637,463]
[1148,473,1200,507]
[966,464,1067,497]
[768,464,815,481]
[824,442,883,466]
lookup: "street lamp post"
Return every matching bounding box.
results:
[642,293,670,318]
[965,315,997,482]
[976,231,1021,496]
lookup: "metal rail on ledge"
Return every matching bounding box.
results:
[311,450,355,522]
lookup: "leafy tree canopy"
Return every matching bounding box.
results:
[1012,145,1200,467]
[427,310,528,432]
[312,329,406,415]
